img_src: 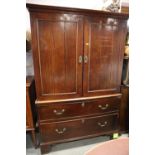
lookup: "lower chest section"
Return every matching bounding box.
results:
[37,95,121,144]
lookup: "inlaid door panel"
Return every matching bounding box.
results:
[83,18,127,96]
[30,13,83,100]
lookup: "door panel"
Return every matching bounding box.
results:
[83,18,127,96]
[31,13,83,100]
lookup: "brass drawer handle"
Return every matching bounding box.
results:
[53,109,65,115]
[98,104,109,110]
[84,56,88,63]
[79,55,83,63]
[55,128,66,134]
[98,121,107,127]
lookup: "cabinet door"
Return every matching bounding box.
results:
[30,13,83,100]
[83,18,127,96]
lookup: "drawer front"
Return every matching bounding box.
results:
[37,96,120,121]
[40,113,118,143]
[84,97,120,114]
[38,101,83,121]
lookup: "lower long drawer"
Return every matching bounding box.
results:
[40,113,119,144]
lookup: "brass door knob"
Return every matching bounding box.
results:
[78,55,83,63]
[84,56,88,63]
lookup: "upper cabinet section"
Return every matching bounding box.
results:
[27,4,128,101]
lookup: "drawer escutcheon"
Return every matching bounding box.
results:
[81,102,85,107]
[53,109,65,115]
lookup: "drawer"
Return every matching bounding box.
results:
[40,113,119,143]
[84,97,120,114]
[37,96,120,121]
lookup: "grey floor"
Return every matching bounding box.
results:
[26,133,110,155]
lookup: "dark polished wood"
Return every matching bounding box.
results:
[30,12,83,100]
[26,4,128,19]
[28,4,128,101]
[26,76,37,147]
[40,113,119,144]
[35,93,122,104]
[27,4,128,154]
[37,96,120,122]
[120,85,129,132]
[83,17,127,97]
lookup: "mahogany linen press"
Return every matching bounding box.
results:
[27,4,128,154]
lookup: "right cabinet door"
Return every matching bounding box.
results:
[83,17,127,96]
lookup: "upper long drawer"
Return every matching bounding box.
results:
[37,96,121,122]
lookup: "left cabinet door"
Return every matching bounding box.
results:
[30,13,83,100]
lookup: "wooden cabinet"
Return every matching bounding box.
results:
[120,85,129,132]
[26,76,37,147]
[27,4,128,154]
